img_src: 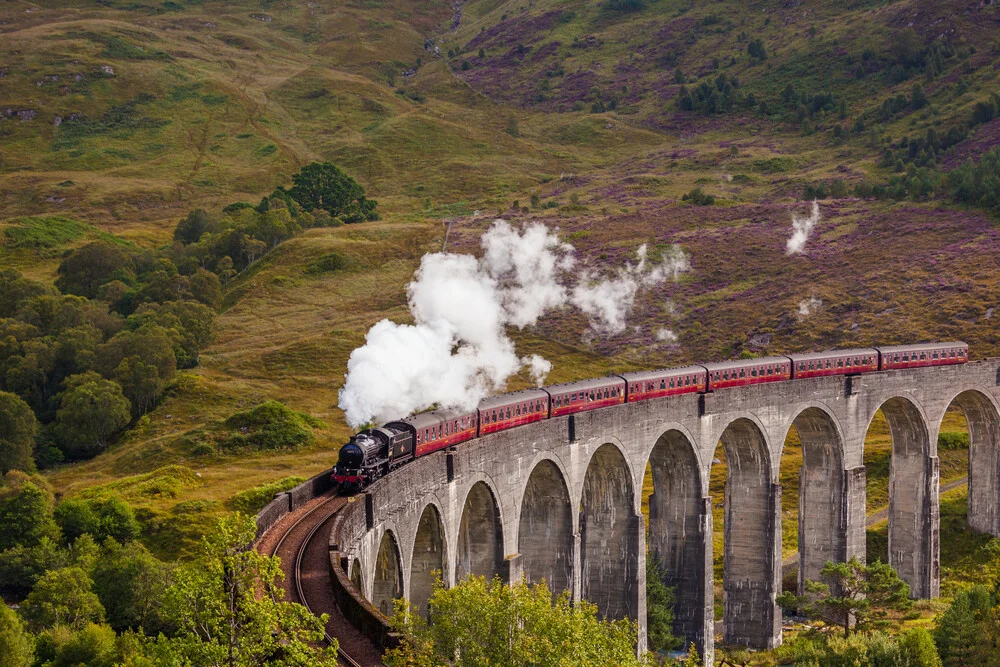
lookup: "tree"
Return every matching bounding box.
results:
[189,268,222,310]
[0,268,51,319]
[287,162,378,222]
[0,391,38,473]
[54,499,98,543]
[50,623,118,667]
[173,209,216,245]
[92,496,140,544]
[20,566,106,631]
[158,513,338,666]
[54,373,132,459]
[115,355,163,416]
[934,585,994,666]
[0,603,34,667]
[55,242,135,299]
[777,557,911,637]
[898,628,943,667]
[92,540,173,633]
[385,576,651,667]
[747,38,767,61]
[0,471,58,550]
[646,556,680,653]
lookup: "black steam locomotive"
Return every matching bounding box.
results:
[331,422,414,492]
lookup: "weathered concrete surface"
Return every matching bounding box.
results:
[332,360,1000,663]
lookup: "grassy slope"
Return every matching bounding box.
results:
[2,0,999,558]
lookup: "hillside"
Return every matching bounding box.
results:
[2,0,1000,556]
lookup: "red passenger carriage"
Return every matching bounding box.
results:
[877,342,968,370]
[621,366,707,401]
[478,389,550,435]
[398,409,478,458]
[703,356,792,391]
[546,376,626,417]
[789,348,879,379]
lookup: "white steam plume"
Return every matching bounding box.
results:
[786,200,821,255]
[797,296,823,319]
[656,328,679,343]
[338,220,690,427]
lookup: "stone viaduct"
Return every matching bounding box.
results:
[330,360,1000,663]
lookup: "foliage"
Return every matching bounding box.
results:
[747,38,767,61]
[54,496,140,544]
[0,603,34,667]
[287,162,378,222]
[646,555,680,653]
[938,431,970,451]
[55,241,135,299]
[775,629,941,666]
[227,476,305,513]
[384,575,652,666]
[776,557,911,637]
[21,566,106,631]
[675,74,741,115]
[948,147,1000,211]
[173,208,216,245]
[0,471,58,550]
[305,252,351,275]
[934,584,996,666]
[92,539,173,633]
[0,390,38,473]
[156,513,338,665]
[221,400,321,452]
[681,187,716,205]
[54,372,132,459]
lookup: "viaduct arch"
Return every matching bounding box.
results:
[332,360,1000,663]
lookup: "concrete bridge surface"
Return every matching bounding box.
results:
[331,360,1000,663]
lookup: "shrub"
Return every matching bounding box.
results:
[227,476,305,513]
[221,401,322,452]
[305,252,350,275]
[938,431,970,451]
[681,187,715,205]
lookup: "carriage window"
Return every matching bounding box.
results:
[920,352,926,360]
[751,368,758,377]
[739,369,746,378]
[845,358,851,367]
[933,351,939,359]
[506,408,511,419]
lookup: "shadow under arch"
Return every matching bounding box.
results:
[372,530,403,618]
[867,396,935,598]
[456,481,504,583]
[350,557,363,596]
[784,406,845,594]
[646,429,708,654]
[943,389,1000,537]
[581,442,636,621]
[411,502,447,619]
[518,459,573,597]
[714,417,779,649]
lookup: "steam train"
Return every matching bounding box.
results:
[332,342,968,491]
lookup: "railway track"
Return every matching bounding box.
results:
[268,493,384,667]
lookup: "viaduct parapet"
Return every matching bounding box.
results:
[331,360,1000,663]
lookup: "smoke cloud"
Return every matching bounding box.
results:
[338,219,689,427]
[786,200,821,255]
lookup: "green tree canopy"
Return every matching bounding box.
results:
[0,390,38,473]
[20,566,106,631]
[157,513,338,666]
[287,162,378,222]
[777,557,911,637]
[92,539,173,633]
[55,242,135,300]
[934,584,995,666]
[385,576,652,667]
[54,373,132,459]
[0,471,58,550]
[0,268,51,319]
[173,208,217,245]
[0,603,34,667]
